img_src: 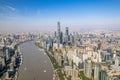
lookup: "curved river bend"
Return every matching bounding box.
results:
[18,41,53,80]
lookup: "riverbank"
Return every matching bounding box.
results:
[0,40,32,80]
[0,45,22,80]
[35,42,68,80]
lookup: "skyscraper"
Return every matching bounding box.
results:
[60,32,63,44]
[66,27,69,36]
[57,21,61,44]
[65,27,69,45]
[54,31,57,37]
[84,60,92,78]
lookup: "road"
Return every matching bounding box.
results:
[18,41,53,80]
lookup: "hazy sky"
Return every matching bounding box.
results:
[0,0,120,33]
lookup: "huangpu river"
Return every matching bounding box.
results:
[18,41,53,80]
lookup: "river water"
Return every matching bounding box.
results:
[18,41,53,80]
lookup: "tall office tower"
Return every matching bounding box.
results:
[1,38,6,47]
[65,27,69,45]
[69,34,74,45]
[97,43,101,50]
[84,60,92,78]
[109,39,113,57]
[57,21,61,44]
[94,63,101,80]
[60,32,63,44]
[54,31,57,37]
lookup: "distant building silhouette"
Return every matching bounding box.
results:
[57,21,61,44]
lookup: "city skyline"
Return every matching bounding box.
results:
[0,0,120,33]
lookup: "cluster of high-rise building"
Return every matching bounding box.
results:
[53,21,71,46]
[38,22,120,80]
[0,33,38,80]
[0,22,120,80]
